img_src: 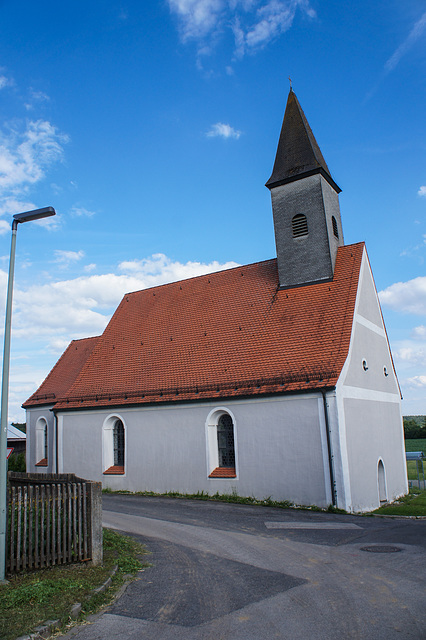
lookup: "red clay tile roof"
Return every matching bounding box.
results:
[22,336,100,408]
[41,242,364,412]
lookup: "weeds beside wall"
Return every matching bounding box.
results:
[6,472,102,575]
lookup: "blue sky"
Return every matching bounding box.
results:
[0,0,425,421]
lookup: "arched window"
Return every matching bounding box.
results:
[35,418,48,467]
[113,419,125,467]
[292,214,308,238]
[206,410,237,478]
[103,416,126,475]
[217,414,235,468]
[332,216,339,238]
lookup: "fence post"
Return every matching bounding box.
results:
[88,481,103,566]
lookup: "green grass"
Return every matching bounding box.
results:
[405,439,426,454]
[404,439,426,481]
[373,488,426,517]
[0,529,148,640]
[405,439,426,455]
[102,488,347,513]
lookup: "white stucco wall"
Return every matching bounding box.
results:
[336,249,408,512]
[54,393,333,508]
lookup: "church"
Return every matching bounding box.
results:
[23,89,408,512]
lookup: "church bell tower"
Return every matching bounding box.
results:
[266,89,344,289]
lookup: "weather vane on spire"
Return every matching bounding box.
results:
[288,76,292,90]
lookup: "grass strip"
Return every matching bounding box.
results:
[103,487,347,513]
[0,529,148,640]
[373,488,426,517]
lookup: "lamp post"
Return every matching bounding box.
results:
[0,206,56,582]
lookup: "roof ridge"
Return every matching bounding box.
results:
[124,257,277,297]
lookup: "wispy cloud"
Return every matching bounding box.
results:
[0,220,10,235]
[402,375,426,389]
[418,186,426,197]
[394,346,426,367]
[365,11,426,102]
[70,205,96,217]
[118,253,239,286]
[0,75,12,90]
[411,325,426,340]
[167,0,316,63]
[54,249,85,268]
[0,197,37,217]
[0,115,68,229]
[384,11,426,73]
[206,122,242,139]
[24,89,50,111]
[0,120,69,193]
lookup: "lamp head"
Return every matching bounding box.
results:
[13,207,56,224]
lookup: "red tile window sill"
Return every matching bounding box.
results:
[209,467,236,478]
[35,458,48,467]
[103,465,125,475]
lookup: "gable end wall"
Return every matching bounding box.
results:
[335,248,408,512]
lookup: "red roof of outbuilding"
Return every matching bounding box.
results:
[22,336,100,408]
[27,242,364,412]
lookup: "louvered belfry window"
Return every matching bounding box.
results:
[332,215,339,238]
[217,414,235,467]
[292,214,308,238]
[113,419,125,466]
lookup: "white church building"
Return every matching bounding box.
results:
[24,89,408,512]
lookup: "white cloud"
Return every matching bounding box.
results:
[402,375,426,389]
[84,263,97,273]
[70,205,96,217]
[384,11,426,73]
[33,213,62,231]
[0,75,11,90]
[418,186,426,197]
[379,276,426,315]
[168,0,225,41]
[206,122,242,139]
[167,0,316,60]
[244,0,299,51]
[0,119,68,194]
[54,249,85,267]
[25,89,50,111]
[0,197,37,216]
[118,253,239,286]
[0,220,10,235]
[412,325,426,340]
[0,253,240,345]
[393,346,426,368]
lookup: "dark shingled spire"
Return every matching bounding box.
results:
[266,89,341,193]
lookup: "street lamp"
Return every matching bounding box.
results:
[0,206,56,582]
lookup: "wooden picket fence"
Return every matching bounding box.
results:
[6,472,102,575]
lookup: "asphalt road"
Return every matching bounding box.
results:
[59,495,426,640]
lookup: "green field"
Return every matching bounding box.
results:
[405,439,426,483]
[405,439,426,455]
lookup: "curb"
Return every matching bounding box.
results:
[15,564,119,640]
